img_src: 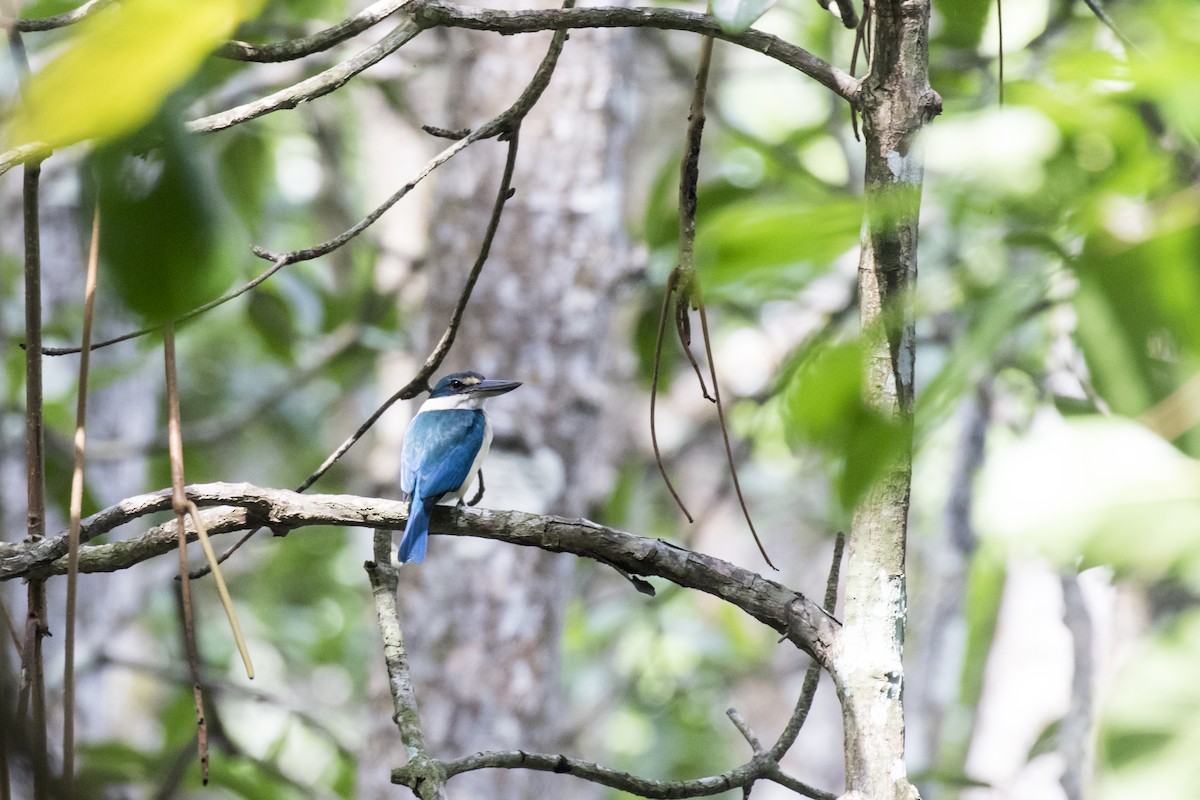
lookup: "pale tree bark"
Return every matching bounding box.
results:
[379,5,637,799]
[833,1,939,799]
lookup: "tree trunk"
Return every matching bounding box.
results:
[384,6,636,799]
[834,1,939,798]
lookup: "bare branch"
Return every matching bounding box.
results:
[5,0,114,32]
[217,0,408,62]
[188,19,423,134]
[438,749,748,799]
[12,22,53,782]
[163,326,211,783]
[42,255,294,356]
[435,748,835,800]
[1080,0,1140,53]
[410,1,859,102]
[726,708,766,755]
[0,483,840,664]
[62,202,100,789]
[367,530,447,799]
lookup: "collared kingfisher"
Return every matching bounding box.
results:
[397,371,522,563]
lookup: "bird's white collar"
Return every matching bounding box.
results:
[417,393,489,412]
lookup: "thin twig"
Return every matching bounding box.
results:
[726,708,766,754]
[163,325,210,785]
[648,20,721,526]
[997,0,1004,105]
[217,0,407,61]
[189,20,423,135]
[675,28,776,568]
[1081,0,1140,53]
[5,0,113,31]
[42,255,293,356]
[422,125,471,140]
[849,0,871,140]
[186,502,254,679]
[290,0,571,489]
[674,26,716,404]
[48,0,549,361]
[769,532,844,760]
[61,203,100,790]
[250,136,475,268]
[437,747,836,800]
[410,1,859,100]
[648,279,695,522]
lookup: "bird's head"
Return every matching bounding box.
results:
[422,371,522,410]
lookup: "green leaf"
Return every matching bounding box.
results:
[931,0,992,49]
[218,128,273,234]
[90,115,236,325]
[1074,217,1200,417]
[248,288,299,362]
[978,415,1200,588]
[8,0,263,151]
[961,548,1005,707]
[695,197,862,301]
[1099,608,1200,797]
[712,0,775,34]
[780,338,907,508]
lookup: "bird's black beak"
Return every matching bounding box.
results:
[470,379,522,397]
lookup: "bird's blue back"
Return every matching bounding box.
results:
[398,409,487,563]
[400,409,486,499]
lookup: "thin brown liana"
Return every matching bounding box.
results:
[997,0,1005,105]
[62,202,101,789]
[648,11,777,569]
[163,323,256,783]
[164,324,210,784]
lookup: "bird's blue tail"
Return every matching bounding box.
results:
[398,498,430,563]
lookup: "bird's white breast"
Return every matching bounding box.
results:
[453,411,493,502]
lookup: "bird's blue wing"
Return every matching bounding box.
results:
[400,409,486,501]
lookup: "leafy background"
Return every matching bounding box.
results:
[2,0,1199,797]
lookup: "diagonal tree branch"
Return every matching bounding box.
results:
[188,19,423,134]
[0,483,841,666]
[5,0,114,32]
[217,0,409,62]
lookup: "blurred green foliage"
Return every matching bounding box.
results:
[89,115,237,325]
[8,0,264,150]
[5,0,1200,796]
[779,337,906,509]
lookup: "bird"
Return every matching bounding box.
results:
[397,371,522,563]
